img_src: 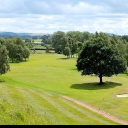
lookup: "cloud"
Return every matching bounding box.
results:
[0,0,126,15]
[0,0,128,35]
[58,2,110,15]
[0,14,127,35]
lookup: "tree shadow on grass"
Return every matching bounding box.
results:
[71,81,122,90]
[71,68,77,71]
[123,72,128,76]
[57,58,70,60]
[57,57,77,60]
[9,60,28,64]
[0,79,5,83]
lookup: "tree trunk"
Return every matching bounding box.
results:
[12,58,14,63]
[99,74,103,85]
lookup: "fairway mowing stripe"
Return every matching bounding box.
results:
[0,85,14,103]
[60,98,117,125]
[63,96,128,125]
[29,90,88,124]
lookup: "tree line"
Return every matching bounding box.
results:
[0,37,30,75]
[51,31,91,58]
[1,30,128,85]
[50,31,128,84]
[50,31,128,63]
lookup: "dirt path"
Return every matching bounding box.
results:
[63,96,128,125]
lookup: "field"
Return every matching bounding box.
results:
[32,39,42,42]
[0,53,128,125]
[33,45,46,50]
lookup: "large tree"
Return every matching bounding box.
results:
[5,37,30,63]
[51,31,65,53]
[76,36,127,85]
[5,39,18,62]
[23,46,30,61]
[0,44,10,75]
[63,47,71,58]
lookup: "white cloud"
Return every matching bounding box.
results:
[0,0,128,35]
[0,14,128,35]
[59,2,109,15]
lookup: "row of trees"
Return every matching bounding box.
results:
[51,31,128,63]
[50,31,128,84]
[0,37,30,75]
[41,35,51,44]
[5,37,30,63]
[51,31,91,58]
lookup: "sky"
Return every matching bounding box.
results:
[0,0,128,35]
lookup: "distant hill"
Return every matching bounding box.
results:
[0,32,51,40]
[0,31,122,40]
[106,33,121,37]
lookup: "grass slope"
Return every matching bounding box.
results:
[0,53,127,125]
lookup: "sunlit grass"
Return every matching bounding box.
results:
[0,53,128,125]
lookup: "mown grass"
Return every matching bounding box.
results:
[33,39,42,42]
[33,45,46,49]
[0,53,128,125]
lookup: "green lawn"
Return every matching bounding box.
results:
[33,39,42,42]
[0,53,128,125]
[33,45,46,49]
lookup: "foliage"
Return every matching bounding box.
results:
[51,31,65,53]
[25,39,34,49]
[76,33,127,84]
[5,37,30,63]
[0,44,10,75]
[23,47,30,61]
[51,31,94,58]
[45,45,50,53]
[63,47,71,58]
[41,35,51,44]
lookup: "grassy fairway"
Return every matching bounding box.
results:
[0,53,128,125]
[33,45,46,49]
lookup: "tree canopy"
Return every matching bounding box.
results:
[76,34,127,85]
[5,37,30,63]
[0,44,10,75]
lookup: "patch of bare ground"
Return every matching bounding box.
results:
[63,96,128,125]
[116,94,128,98]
